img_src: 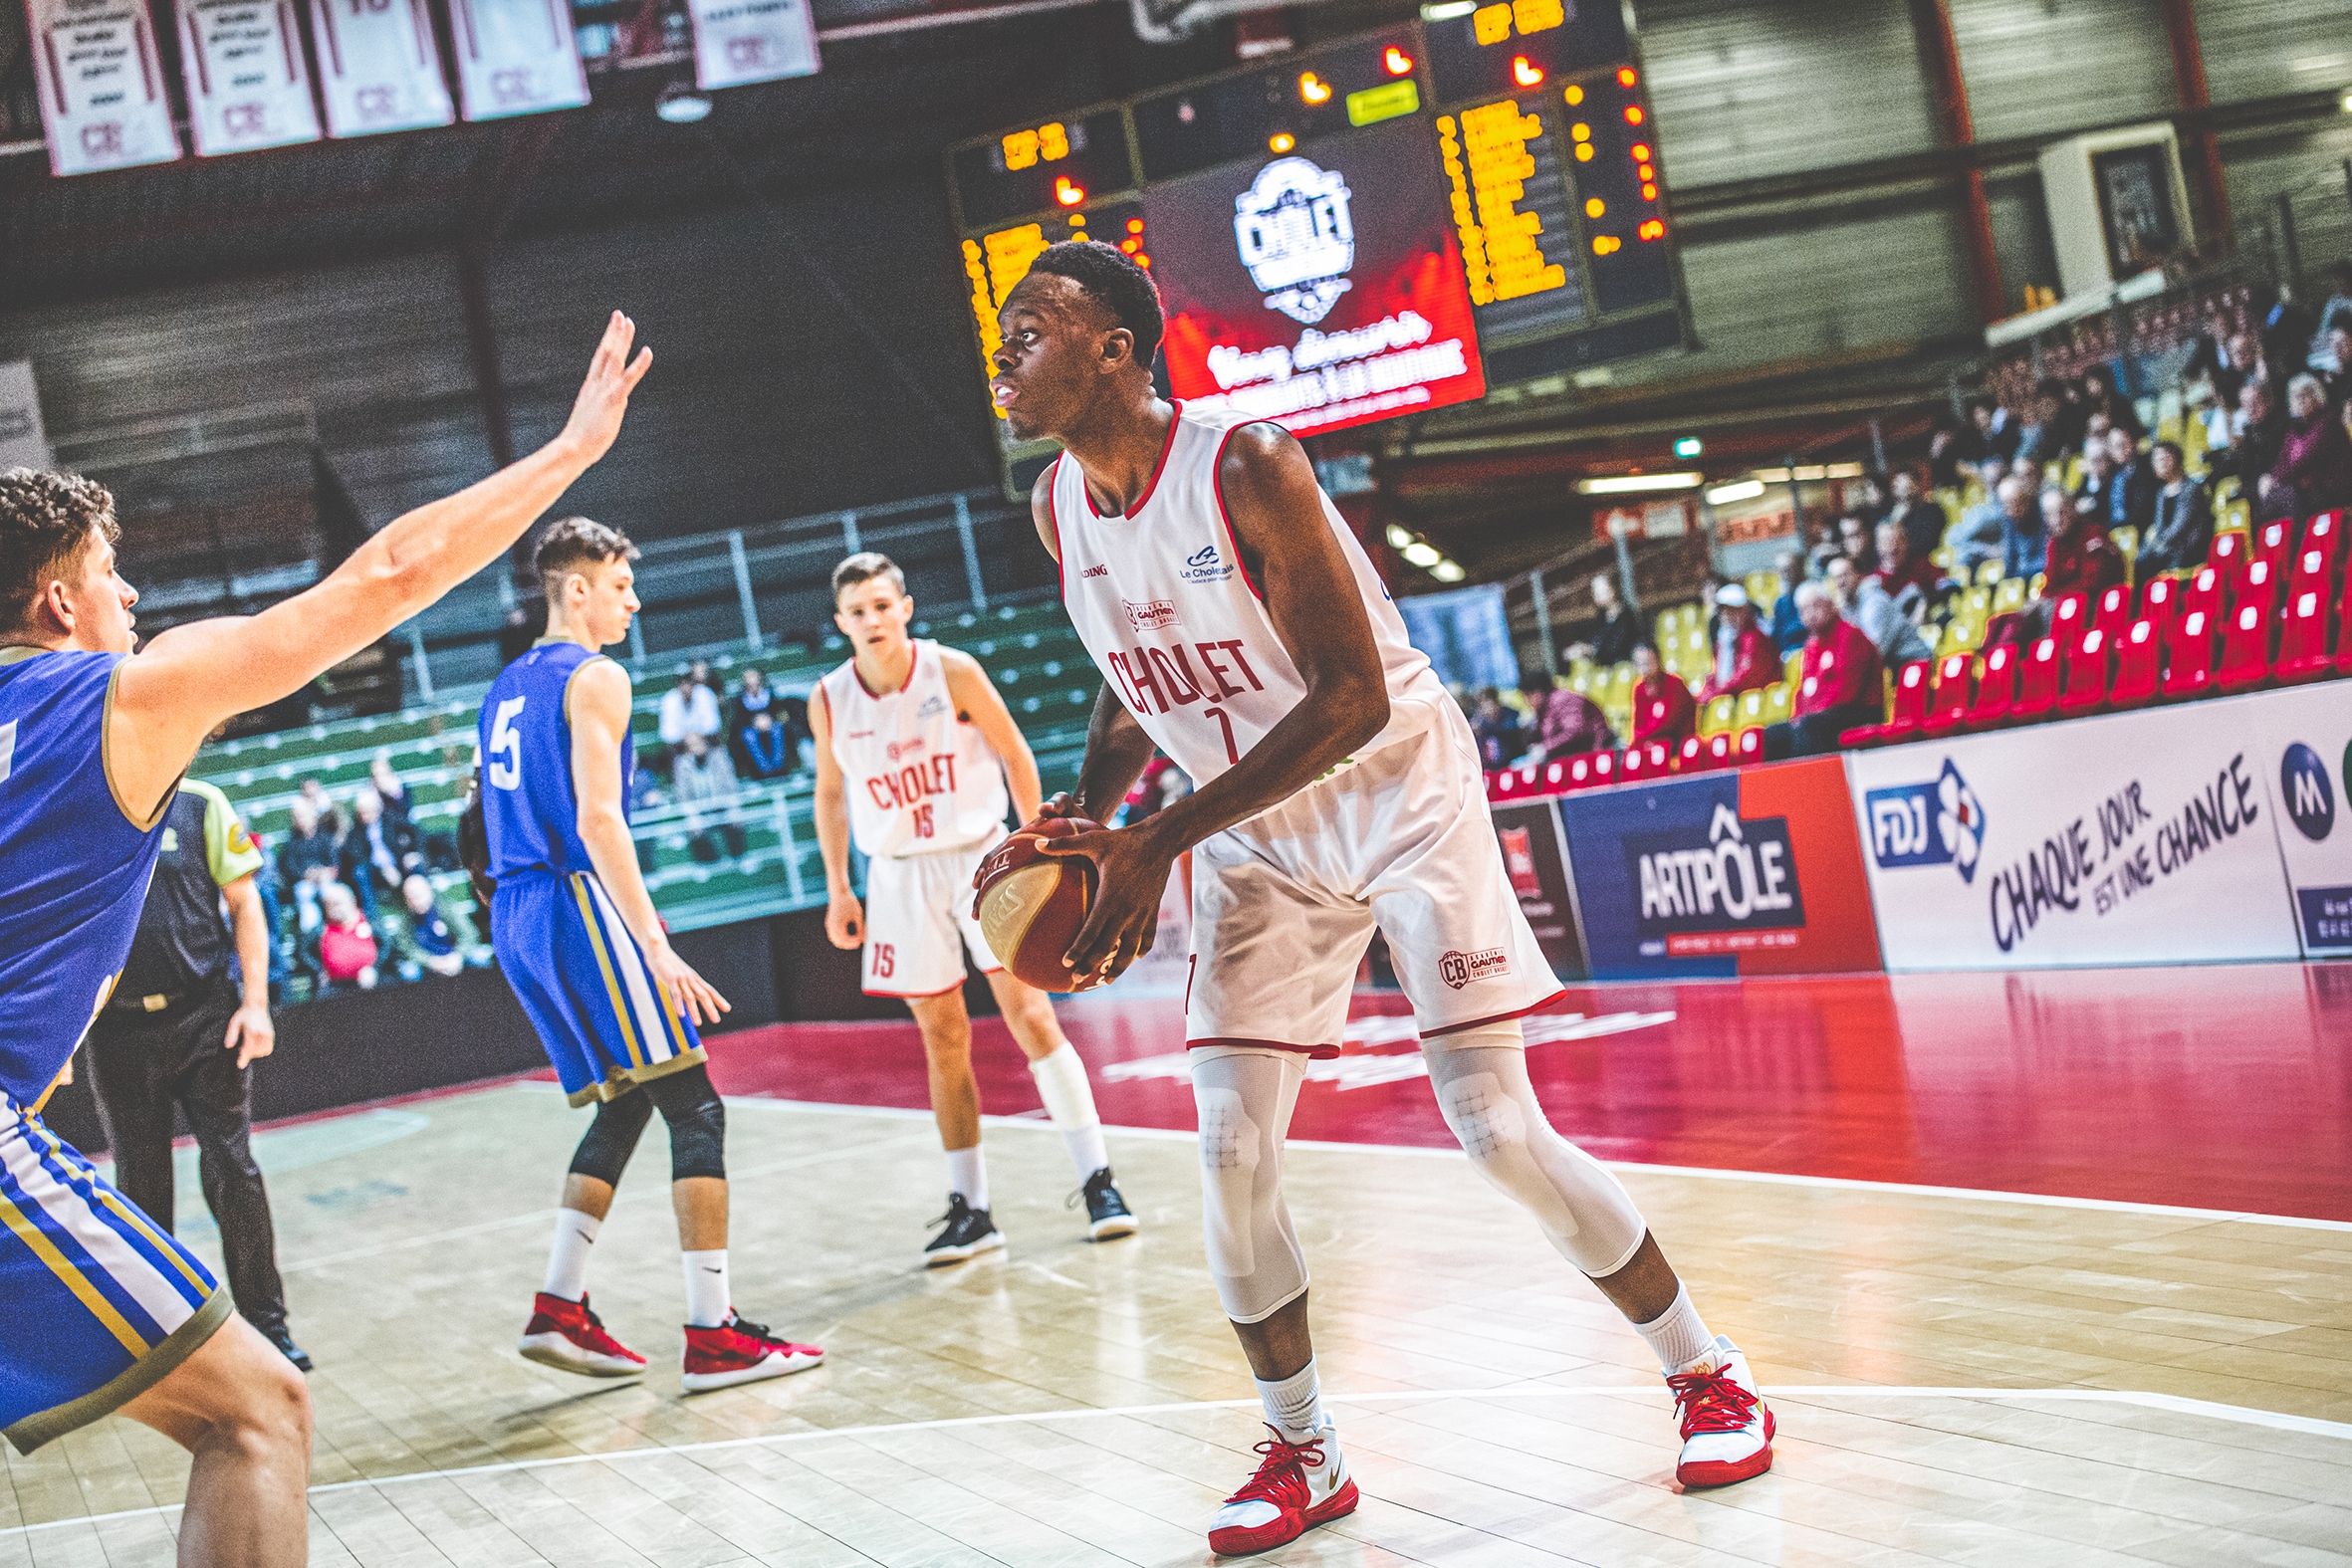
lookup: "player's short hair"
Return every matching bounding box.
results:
[0,469,118,638]
[535,516,636,595]
[831,552,906,602]
[1026,241,1165,366]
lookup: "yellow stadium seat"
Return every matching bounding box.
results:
[2028,571,2046,598]
[1746,570,1782,608]
[1962,586,1993,619]
[1931,546,1955,569]
[1764,682,1793,723]
[1783,650,1803,684]
[1976,560,2004,586]
[1676,602,1702,630]
[1653,611,1678,646]
[1941,618,1984,654]
[1993,577,2028,614]
[1699,694,1736,737]
[1568,670,1593,697]
[1736,686,1770,728]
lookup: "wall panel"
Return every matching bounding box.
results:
[1950,0,2177,143]
[2192,0,2352,108]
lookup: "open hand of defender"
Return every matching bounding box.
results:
[1038,796,1175,985]
[559,312,654,466]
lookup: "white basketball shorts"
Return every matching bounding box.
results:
[1185,703,1560,1054]
[862,829,1007,999]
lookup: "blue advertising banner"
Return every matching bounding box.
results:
[1397,582,1519,692]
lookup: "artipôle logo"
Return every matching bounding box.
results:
[1438,948,1510,990]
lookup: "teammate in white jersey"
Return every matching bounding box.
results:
[991,242,1774,1555]
[811,553,1136,1264]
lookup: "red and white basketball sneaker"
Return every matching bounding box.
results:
[1206,1425,1358,1557]
[1667,1335,1775,1488]
[519,1292,647,1378]
[680,1312,824,1392]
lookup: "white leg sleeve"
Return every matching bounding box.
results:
[1425,1024,1648,1277]
[1190,1045,1310,1324]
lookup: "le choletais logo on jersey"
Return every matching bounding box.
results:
[1180,544,1234,584]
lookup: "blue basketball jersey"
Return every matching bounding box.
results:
[480,640,633,881]
[0,649,169,1106]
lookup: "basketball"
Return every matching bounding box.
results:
[973,816,1101,994]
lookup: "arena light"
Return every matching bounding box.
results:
[1420,0,1476,18]
[1705,479,1766,505]
[1385,524,1414,549]
[1431,559,1467,582]
[1402,541,1443,567]
[1673,436,1703,458]
[655,82,713,123]
[1512,55,1544,88]
[1577,472,1702,495]
[1269,132,1296,152]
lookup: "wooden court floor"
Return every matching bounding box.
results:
[5,1081,2349,1566]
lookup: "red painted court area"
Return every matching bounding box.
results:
[706,962,2352,1223]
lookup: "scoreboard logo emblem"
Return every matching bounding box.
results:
[1234,156,1356,324]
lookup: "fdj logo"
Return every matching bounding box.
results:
[2282,743,2334,842]
[1864,760,1987,883]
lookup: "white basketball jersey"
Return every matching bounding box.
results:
[1052,403,1449,787]
[819,639,1010,859]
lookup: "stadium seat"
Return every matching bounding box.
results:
[1487,770,1519,801]
[2299,511,2343,583]
[1764,681,1793,724]
[1961,586,1994,621]
[2091,583,2133,639]
[1703,732,1736,769]
[1976,560,2004,587]
[1677,733,1711,771]
[2216,598,2275,695]
[1841,659,1931,748]
[1921,653,1974,737]
[2011,637,2062,722]
[2108,617,2162,709]
[2109,525,2138,582]
[1735,727,1764,765]
[1698,694,1737,737]
[2181,564,2225,627]
[2274,584,2338,684]
[1992,577,2029,616]
[2048,590,2090,645]
[2209,530,2247,576]
[1566,754,1603,789]
[1965,642,2020,729]
[1736,686,1772,732]
[2057,627,2112,717]
[1940,617,1984,656]
[2161,608,2218,700]
[2233,554,2285,613]
[2139,571,2184,629]
[1619,740,1672,782]
[2253,517,2293,568]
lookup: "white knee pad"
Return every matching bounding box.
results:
[1191,1047,1308,1324]
[1427,1027,1646,1277]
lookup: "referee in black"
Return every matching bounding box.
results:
[84,779,311,1371]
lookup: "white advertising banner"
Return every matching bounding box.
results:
[448,0,589,121]
[308,0,455,137]
[0,363,52,472]
[2245,682,2352,957]
[176,0,324,156]
[687,0,820,91]
[1846,697,2300,970]
[25,0,183,176]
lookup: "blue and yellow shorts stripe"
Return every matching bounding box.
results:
[1,1096,230,1453]
[494,869,706,1106]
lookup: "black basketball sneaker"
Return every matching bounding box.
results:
[923,1193,1006,1266]
[1075,1167,1138,1240]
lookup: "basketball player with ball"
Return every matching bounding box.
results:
[975,241,1774,1556]
[811,553,1137,1266]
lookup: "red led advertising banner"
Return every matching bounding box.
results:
[1142,115,1487,437]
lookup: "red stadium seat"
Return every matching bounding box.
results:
[2275,584,2338,684]
[1840,660,1932,749]
[2091,582,2133,639]
[2233,554,2285,613]
[2216,598,2275,695]
[2161,607,2218,700]
[1591,749,1619,787]
[1619,741,1672,782]
[1563,754,1597,789]
[1921,652,1974,737]
[2209,530,2247,575]
[2108,617,2162,709]
[1487,771,1513,801]
[2138,572,2184,629]
[1536,759,1572,794]
[1735,727,1764,766]
[2253,516,2293,568]
[1704,732,1736,769]
[2049,590,2090,644]
[1677,734,1710,771]
[2299,511,2343,583]
[2180,563,2225,627]
[2057,626,2112,717]
[2011,636,2061,722]
[1965,642,2020,728]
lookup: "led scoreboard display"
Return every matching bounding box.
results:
[949,3,1691,494]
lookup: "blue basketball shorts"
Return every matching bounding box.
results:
[494,869,706,1106]
[1,1094,231,1453]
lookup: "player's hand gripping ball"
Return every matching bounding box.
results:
[973,816,1104,994]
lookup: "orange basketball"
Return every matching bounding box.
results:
[974,816,1102,994]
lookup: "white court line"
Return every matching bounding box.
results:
[8,1384,2345,1539]
[736,1095,2352,1233]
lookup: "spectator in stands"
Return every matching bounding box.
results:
[658,665,722,747]
[741,709,795,781]
[1767,550,1807,652]
[671,728,738,801]
[2261,373,2352,522]
[1825,553,1933,669]
[1999,477,2050,581]
[313,881,379,993]
[338,785,417,921]
[1697,584,1778,700]
[2208,378,2284,497]
[2012,378,2066,467]
[689,657,719,695]
[1882,469,1948,561]
[1834,515,1879,578]
[1872,520,1942,611]
[1948,468,2010,581]
[1767,580,1885,758]
[1852,473,1891,530]
[1629,643,1696,750]
[277,796,340,936]
[2318,325,2352,412]
[2071,437,2117,526]
[2079,365,2143,439]
[1521,669,1616,762]
[2028,485,2126,640]
[729,665,778,768]
[369,754,416,838]
[386,873,471,981]
[1469,687,1525,771]
[297,776,341,837]
[1564,570,1642,668]
[2315,261,2352,348]
[2104,425,2158,536]
[2137,441,2216,577]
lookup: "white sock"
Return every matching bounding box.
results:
[542,1210,599,1301]
[1029,1045,1107,1178]
[682,1249,730,1328]
[1256,1358,1327,1444]
[1635,1284,1718,1373]
[947,1146,989,1211]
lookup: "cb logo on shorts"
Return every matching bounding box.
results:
[1438,948,1509,990]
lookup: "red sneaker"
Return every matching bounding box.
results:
[681,1312,824,1392]
[519,1292,646,1378]
[1206,1425,1357,1557]
[1668,1336,1775,1488]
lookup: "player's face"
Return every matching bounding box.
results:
[585,560,639,648]
[834,578,913,656]
[991,275,1126,443]
[58,529,138,654]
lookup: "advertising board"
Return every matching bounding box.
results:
[1490,797,1587,982]
[2243,683,2352,958]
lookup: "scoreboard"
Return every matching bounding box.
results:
[949,2,1692,494]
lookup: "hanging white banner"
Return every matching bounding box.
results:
[308,0,455,137]
[0,363,51,471]
[175,0,325,156]
[686,0,820,91]
[24,0,183,176]
[447,0,589,121]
